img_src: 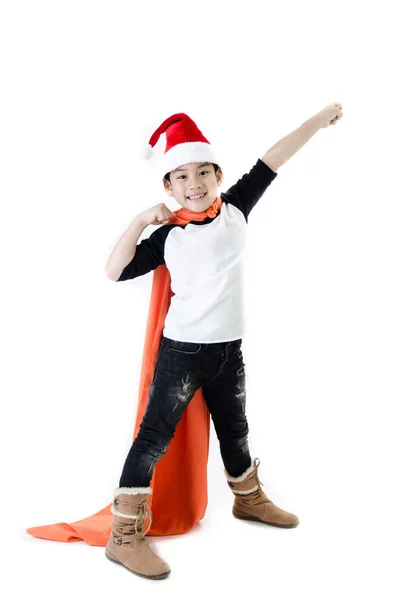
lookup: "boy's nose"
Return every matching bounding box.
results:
[188,179,203,188]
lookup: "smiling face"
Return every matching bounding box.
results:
[163,162,223,212]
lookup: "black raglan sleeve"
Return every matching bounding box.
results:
[220,158,278,222]
[116,226,167,281]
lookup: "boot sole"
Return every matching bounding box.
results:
[233,507,299,528]
[105,549,171,580]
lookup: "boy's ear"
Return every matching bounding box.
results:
[216,167,223,186]
[163,178,173,196]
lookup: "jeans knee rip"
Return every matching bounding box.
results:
[172,374,193,411]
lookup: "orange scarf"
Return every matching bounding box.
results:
[26,196,223,545]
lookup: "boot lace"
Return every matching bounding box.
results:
[236,457,270,507]
[113,500,153,545]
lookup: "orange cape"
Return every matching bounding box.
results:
[26,197,223,545]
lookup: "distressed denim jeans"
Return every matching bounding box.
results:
[119,335,252,488]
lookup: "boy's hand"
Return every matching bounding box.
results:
[140,203,173,226]
[315,102,344,128]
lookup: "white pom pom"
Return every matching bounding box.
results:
[141,144,154,160]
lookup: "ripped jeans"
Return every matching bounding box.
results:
[118,335,252,488]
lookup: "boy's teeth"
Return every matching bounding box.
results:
[189,194,205,199]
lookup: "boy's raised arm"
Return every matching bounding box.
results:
[261,103,343,172]
[105,203,172,281]
[105,215,149,281]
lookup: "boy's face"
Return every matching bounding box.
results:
[163,162,223,212]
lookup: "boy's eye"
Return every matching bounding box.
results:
[178,170,208,180]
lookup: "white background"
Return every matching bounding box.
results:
[2,0,397,598]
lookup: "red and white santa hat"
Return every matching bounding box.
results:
[141,112,220,176]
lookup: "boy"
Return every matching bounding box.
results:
[104,106,343,580]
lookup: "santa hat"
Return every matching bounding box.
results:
[141,113,221,177]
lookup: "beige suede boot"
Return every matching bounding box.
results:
[105,486,171,579]
[225,458,300,528]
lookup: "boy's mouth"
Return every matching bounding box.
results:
[187,193,207,200]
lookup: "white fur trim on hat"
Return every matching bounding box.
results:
[161,141,219,175]
[224,460,256,483]
[115,486,153,496]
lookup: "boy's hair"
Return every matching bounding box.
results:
[164,163,220,183]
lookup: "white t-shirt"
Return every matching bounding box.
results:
[117,158,278,343]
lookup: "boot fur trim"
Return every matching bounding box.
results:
[114,486,152,496]
[110,505,138,519]
[232,485,259,495]
[224,460,255,483]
